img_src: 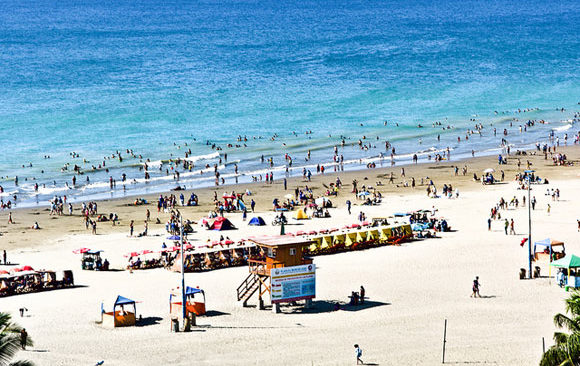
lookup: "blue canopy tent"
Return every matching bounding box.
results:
[102,295,137,327]
[169,286,206,316]
[533,238,565,262]
[248,217,266,226]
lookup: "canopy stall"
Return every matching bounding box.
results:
[170,286,206,317]
[551,255,580,288]
[102,295,137,328]
[533,238,565,262]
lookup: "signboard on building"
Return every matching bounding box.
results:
[270,264,316,303]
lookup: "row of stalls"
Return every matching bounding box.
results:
[101,287,207,329]
[0,267,74,297]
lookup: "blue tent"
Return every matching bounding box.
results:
[248,217,266,226]
[115,295,135,306]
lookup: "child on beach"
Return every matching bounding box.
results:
[354,344,363,365]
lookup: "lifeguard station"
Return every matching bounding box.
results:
[237,235,315,313]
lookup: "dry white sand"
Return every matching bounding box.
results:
[2,177,577,365]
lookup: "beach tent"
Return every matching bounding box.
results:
[551,255,580,269]
[170,286,206,317]
[102,295,137,328]
[248,217,266,226]
[551,255,580,288]
[210,217,235,231]
[533,238,565,261]
[294,209,309,220]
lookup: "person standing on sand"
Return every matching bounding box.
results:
[547,204,551,214]
[91,220,97,235]
[20,328,27,350]
[504,219,509,235]
[360,286,365,304]
[487,218,491,231]
[510,219,515,235]
[130,220,134,236]
[3,250,6,265]
[146,209,150,222]
[471,276,481,298]
[531,196,537,210]
[354,344,363,365]
[8,212,13,224]
[346,200,351,215]
[250,199,255,212]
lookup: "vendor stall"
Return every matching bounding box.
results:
[551,255,580,288]
[170,286,206,317]
[102,295,137,328]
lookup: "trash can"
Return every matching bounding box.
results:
[519,268,526,279]
[534,266,541,278]
[171,317,179,332]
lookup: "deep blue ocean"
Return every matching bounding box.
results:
[0,0,579,206]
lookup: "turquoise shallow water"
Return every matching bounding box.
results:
[0,0,579,206]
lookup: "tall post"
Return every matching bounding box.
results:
[442,319,447,363]
[528,177,532,279]
[180,213,186,323]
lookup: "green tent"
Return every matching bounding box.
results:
[550,255,580,269]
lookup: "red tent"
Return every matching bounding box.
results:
[21,265,34,271]
[209,217,235,231]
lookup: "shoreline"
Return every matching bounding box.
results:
[1,143,578,252]
[2,107,578,210]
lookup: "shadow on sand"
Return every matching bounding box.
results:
[283,300,390,314]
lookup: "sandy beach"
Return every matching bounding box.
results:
[1,145,579,365]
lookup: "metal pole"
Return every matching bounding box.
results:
[180,213,186,323]
[528,178,532,279]
[442,319,447,363]
[542,337,545,354]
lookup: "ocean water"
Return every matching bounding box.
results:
[0,0,579,207]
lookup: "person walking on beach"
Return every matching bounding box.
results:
[250,199,256,212]
[91,220,97,235]
[354,344,363,365]
[487,218,491,231]
[3,250,6,265]
[471,276,481,298]
[531,196,537,210]
[146,209,150,222]
[547,204,551,214]
[510,219,515,235]
[360,286,365,304]
[20,328,28,350]
[346,200,351,215]
[8,212,13,224]
[504,219,509,235]
[130,220,134,236]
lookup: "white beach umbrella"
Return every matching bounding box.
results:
[484,168,495,173]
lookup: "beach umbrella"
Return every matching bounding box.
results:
[484,168,495,173]
[0,270,9,274]
[308,230,318,235]
[124,252,140,258]
[73,248,90,254]
[141,250,154,255]
[284,194,294,200]
[21,265,34,271]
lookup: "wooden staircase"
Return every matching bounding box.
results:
[236,272,261,304]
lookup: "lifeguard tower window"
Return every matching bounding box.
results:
[267,248,275,258]
[289,248,296,256]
